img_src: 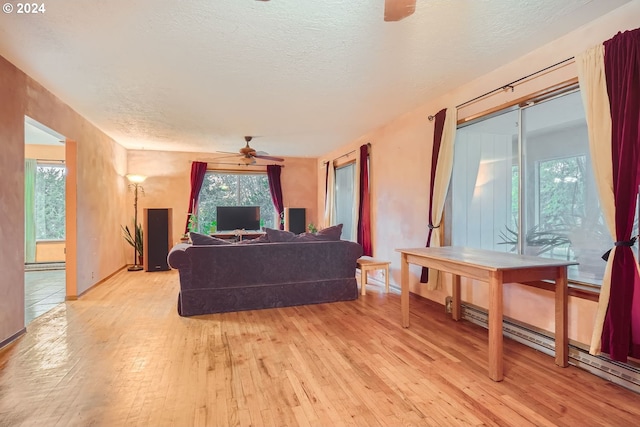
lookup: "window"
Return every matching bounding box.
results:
[451,89,610,286]
[196,171,276,233]
[334,163,356,241]
[35,164,66,240]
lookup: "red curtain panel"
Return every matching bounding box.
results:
[267,165,284,230]
[184,161,208,234]
[357,144,372,256]
[600,28,640,362]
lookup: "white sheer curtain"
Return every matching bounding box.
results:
[323,161,335,227]
[426,107,457,290]
[351,154,361,241]
[576,44,615,355]
[24,158,37,263]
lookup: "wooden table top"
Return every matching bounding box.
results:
[396,246,578,271]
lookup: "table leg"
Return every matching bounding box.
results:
[384,266,389,293]
[488,271,504,382]
[555,266,569,367]
[360,268,366,296]
[401,254,409,328]
[452,274,461,321]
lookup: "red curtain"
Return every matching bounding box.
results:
[267,165,284,230]
[357,144,372,256]
[421,108,447,282]
[600,28,640,362]
[184,161,208,234]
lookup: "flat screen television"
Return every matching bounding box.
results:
[216,206,261,231]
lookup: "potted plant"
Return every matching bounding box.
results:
[187,213,199,233]
[122,223,143,265]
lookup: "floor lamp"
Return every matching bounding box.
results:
[126,174,146,271]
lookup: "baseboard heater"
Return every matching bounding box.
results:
[24,262,65,272]
[446,297,640,393]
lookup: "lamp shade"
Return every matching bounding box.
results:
[126,174,147,183]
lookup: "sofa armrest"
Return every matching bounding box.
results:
[167,243,191,269]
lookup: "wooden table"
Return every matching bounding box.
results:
[211,231,265,242]
[396,246,577,381]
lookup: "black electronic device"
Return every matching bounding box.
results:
[144,208,172,272]
[284,207,306,234]
[216,206,261,231]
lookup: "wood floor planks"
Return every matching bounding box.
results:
[1,268,639,426]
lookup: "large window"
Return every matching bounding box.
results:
[451,89,611,286]
[35,164,65,240]
[334,163,356,241]
[196,171,276,233]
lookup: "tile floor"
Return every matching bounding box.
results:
[24,269,65,325]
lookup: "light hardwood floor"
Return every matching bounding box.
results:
[1,269,638,427]
[24,269,65,324]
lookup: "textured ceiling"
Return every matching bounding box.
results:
[0,0,631,157]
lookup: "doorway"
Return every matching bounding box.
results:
[24,117,69,324]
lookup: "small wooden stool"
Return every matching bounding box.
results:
[356,257,391,295]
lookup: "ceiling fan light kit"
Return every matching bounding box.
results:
[241,156,256,165]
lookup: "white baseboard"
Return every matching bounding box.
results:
[448,298,640,393]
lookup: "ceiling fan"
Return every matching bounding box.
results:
[255,0,416,22]
[217,136,284,165]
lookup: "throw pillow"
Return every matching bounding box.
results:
[189,232,232,246]
[315,223,343,241]
[265,227,297,242]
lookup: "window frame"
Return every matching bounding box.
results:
[445,83,606,295]
[196,169,276,233]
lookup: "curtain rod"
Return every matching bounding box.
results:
[34,158,65,164]
[323,142,371,165]
[191,160,284,168]
[428,56,575,121]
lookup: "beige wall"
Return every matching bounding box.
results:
[317,2,640,346]
[0,54,27,343]
[35,242,65,263]
[24,143,65,160]
[0,54,129,344]
[127,150,317,245]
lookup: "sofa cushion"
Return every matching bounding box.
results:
[189,232,232,246]
[265,227,297,242]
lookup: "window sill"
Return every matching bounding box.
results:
[521,280,600,302]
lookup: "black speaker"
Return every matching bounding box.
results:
[143,208,172,272]
[284,208,306,234]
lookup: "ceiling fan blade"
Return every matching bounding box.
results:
[254,155,284,162]
[384,0,416,22]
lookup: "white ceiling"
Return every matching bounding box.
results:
[0,0,631,157]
